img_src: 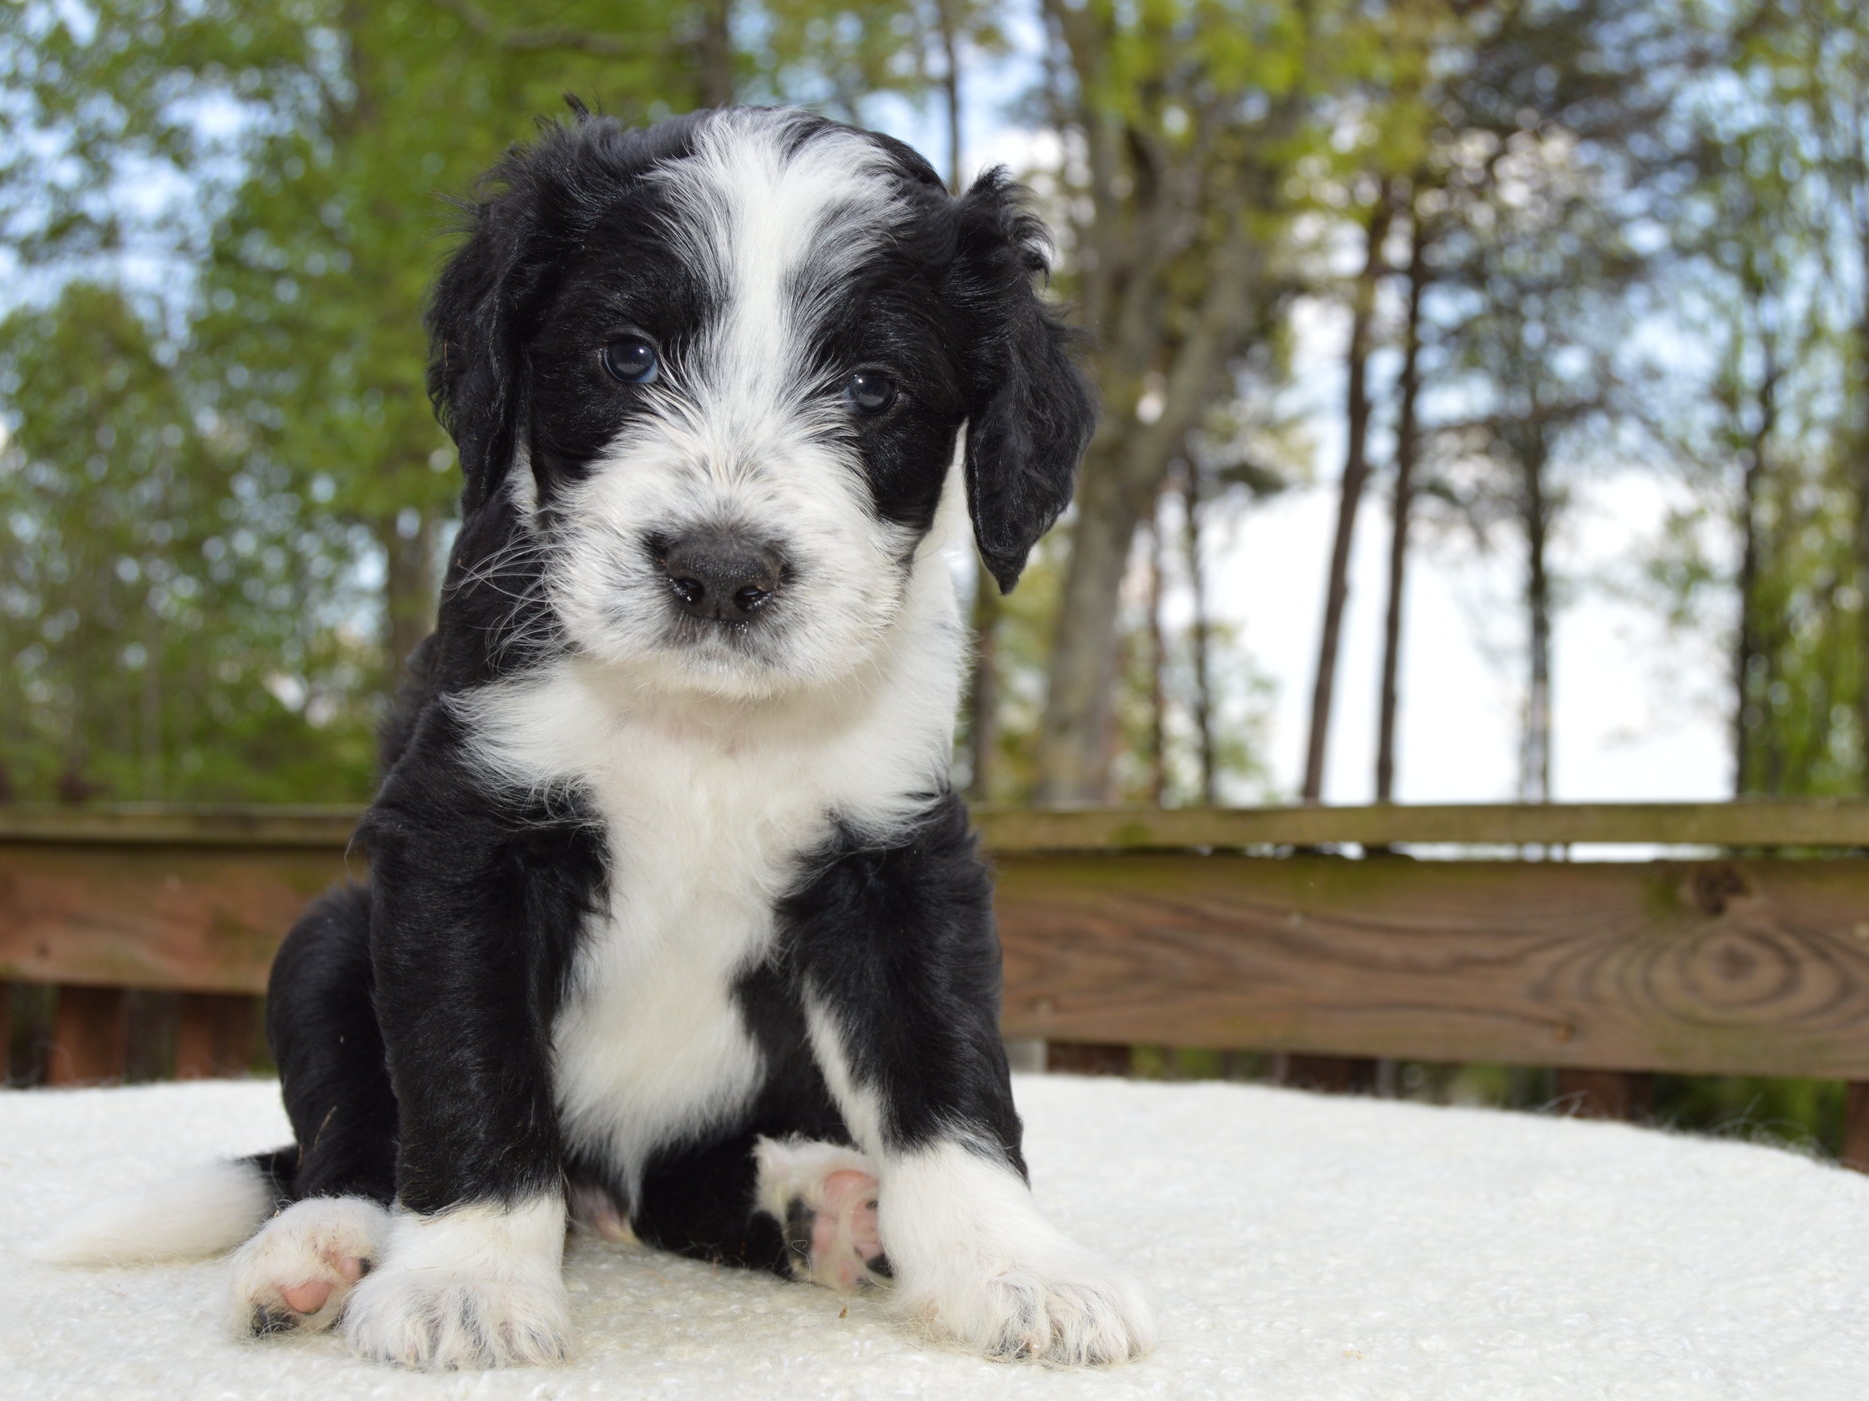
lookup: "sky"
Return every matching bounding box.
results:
[873,62,1738,809]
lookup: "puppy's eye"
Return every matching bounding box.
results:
[601,336,660,385]
[844,371,898,416]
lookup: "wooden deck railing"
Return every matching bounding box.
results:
[5,800,1869,1162]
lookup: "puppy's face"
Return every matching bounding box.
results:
[429,109,1094,700]
[526,118,963,697]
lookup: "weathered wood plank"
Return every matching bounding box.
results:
[0,806,361,847]
[6,798,1869,850]
[10,833,1869,1082]
[993,853,1869,1078]
[0,843,352,994]
[977,800,1869,850]
[47,985,128,1085]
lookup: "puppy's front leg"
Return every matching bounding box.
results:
[339,796,588,1369]
[788,798,1156,1365]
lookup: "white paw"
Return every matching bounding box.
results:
[879,1140,1156,1366]
[904,1249,1156,1365]
[754,1136,889,1291]
[339,1196,570,1370]
[229,1195,391,1337]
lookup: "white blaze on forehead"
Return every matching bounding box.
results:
[654,111,906,417]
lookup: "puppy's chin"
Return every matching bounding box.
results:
[570,622,879,706]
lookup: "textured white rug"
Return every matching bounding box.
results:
[3,1075,1866,1401]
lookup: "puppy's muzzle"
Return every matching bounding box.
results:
[659,530,787,624]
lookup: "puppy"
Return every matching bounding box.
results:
[37,105,1155,1370]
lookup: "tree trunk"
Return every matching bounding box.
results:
[1302,188,1393,802]
[1521,439,1553,804]
[697,0,733,108]
[1182,461,1217,805]
[378,509,439,686]
[1733,344,1778,798]
[1033,441,1152,803]
[965,564,999,801]
[935,0,962,189]
[1146,507,1168,804]
[1375,207,1427,803]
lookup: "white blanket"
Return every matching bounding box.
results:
[3,1075,1864,1400]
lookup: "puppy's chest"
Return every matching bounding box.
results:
[547,723,834,1178]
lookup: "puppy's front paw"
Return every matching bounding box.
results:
[339,1196,569,1370]
[881,1141,1157,1366]
[905,1251,1156,1365]
[229,1195,389,1338]
[341,1267,570,1369]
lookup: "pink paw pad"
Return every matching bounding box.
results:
[806,1169,886,1290]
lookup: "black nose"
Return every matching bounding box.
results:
[659,531,785,623]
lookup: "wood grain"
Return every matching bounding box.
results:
[993,853,1869,1078]
[6,798,1869,850]
[0,842,354,994]
[8,828,1869,1082]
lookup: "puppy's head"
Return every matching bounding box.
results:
[428,106,1093,698]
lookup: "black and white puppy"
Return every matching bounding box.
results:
[36,106,1155,1368]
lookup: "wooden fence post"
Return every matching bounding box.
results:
[46,985,129,1086]
[1046,1042,1133,1075]
[1553,1069,1655,1122]
[1277,1054,1379,1094]
[1844,1083,1869,1172]
[176,993,261,1079]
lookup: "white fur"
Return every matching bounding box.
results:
[341,1195,570,1369]
[29,1158,273,1266]
[879,1140,1158,1366]
[544,112,921,700]
[226,1195,391,1335]
[460,486,965,1197]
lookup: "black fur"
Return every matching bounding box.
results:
[263,106,1093,1288]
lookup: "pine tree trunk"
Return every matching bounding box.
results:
[935,0,962,189]
[1182,462,1217,805]
[1733,348,1777,798]
[1302,189,1393,802]
[1521,442,1553,804]
[1033,440,1152,803]
[697,0,733,108]
[965,563,999,801]
[378,510,439,687]
[1375,209,1427,803]
[1147,507,1168,804]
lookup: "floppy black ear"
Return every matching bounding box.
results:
[426,151,548,517]
[948,170,1098,593]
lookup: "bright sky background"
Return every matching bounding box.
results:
[873,71,1736,808]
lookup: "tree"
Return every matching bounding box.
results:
[0,283,378,800]
[1030,0,1341,802]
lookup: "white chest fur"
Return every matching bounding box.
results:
[453,536,964,1192]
